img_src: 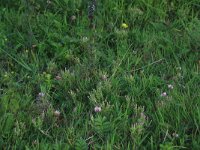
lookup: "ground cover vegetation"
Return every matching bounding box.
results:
[0,0,200,149]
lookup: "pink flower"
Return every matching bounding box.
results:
[168,84,174,89]
[161,92,167,97]
[94,106,101,112]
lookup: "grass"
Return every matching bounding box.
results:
[0,0,200,149]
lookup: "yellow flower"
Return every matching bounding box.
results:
[121,23,128,29]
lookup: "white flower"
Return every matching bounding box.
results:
[94,106,101,112]
[38,92,45,97]
[168,84,174,89]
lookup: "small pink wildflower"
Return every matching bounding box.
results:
[161,92,167,97]
[94,106,101,112]
[168,84,174,89]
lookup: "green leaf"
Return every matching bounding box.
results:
[75,138,88,150]
[9,99,20,113]
[3,113,15,135]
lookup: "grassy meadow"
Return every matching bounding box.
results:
[0,0,200,149]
